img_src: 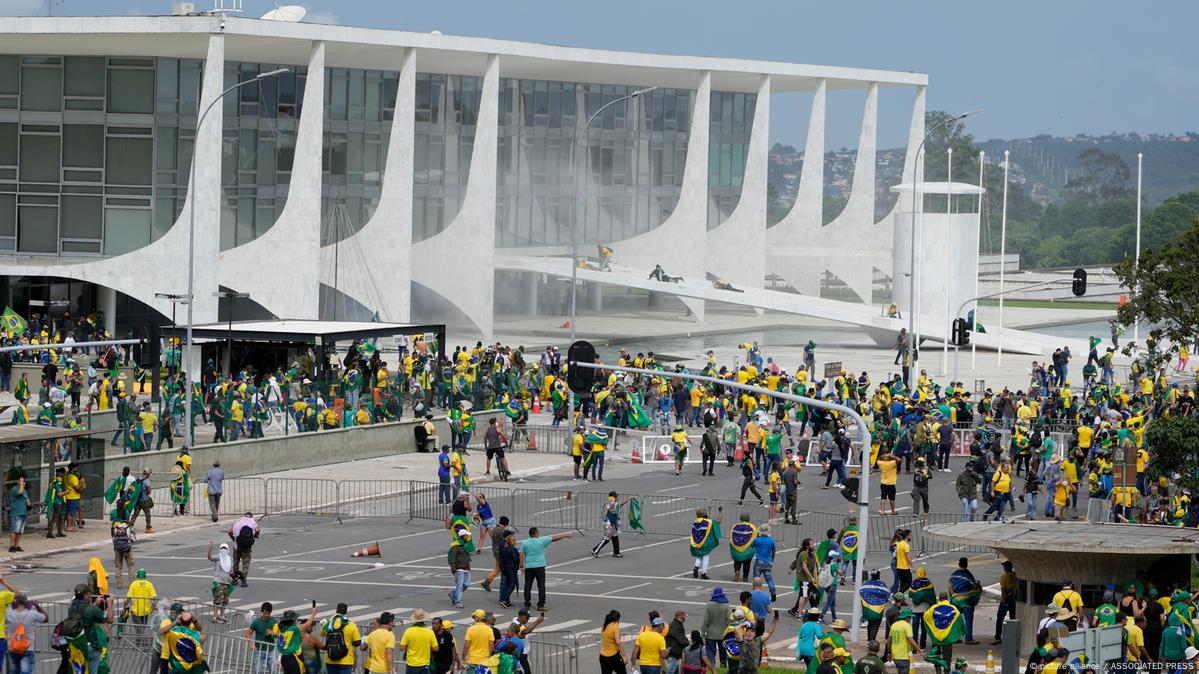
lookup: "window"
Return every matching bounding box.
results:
[63,125,104,169]
[20,66,62,112]
[65,57,105,97]
[108,69,154,114]
[0,56,17,95]
[17,205,58,253]
[60,195,102,239]
[0,123,16,165]
[19,134,60,183]
[105,137,152,185]
[103,207,150,255]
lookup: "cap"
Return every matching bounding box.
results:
[834,648,852,658]
[170,602,185,612]
[651,617,666,626]
[473,609,487,619]
[517,608,530,616]
[136,569,146,579]
[898,608,913,619]
[281,610,299,622]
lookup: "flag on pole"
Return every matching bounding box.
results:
[628,497,644,532]
[1,306,26,336]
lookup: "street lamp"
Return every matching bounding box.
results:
[184,67,287,446]
[905,108,982,388]
[568,86,658,343]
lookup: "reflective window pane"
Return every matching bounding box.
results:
[105,137,152,185]
[17,205,58,253]
[103,207,150,255]
[19,134,61,183]
[0,122,16,165]
[63,125,104,169]
[65,57,105,97]
[0,194,14,236]
[0,56,17,95]
[60,195,102,238]
[108,69,154,114]
[20,67,62,112]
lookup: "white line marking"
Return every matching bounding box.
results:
[601,581,651,596]
[658,484,699,493]
[651,507,695,517]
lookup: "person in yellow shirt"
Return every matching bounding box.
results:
[139,402,159,450]
[126,568,156,625]
[1052,581,1086,625]
[353,403,371,427]
[894,529,913,591]
[64,462,85,532]
[397,609,436,671]
[464,610,496,667]
[361,611,397,674]
[632,618,668,671]
[320,604,362,672]
[1075,425,1094,453]
[1135,447,1149,495]
[1109,486,1138,523]
[983,462,1014,521]
[571,427,585,481]
[876,451,899,515]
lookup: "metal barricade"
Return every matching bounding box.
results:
[528,635,580,674]
[264,477,339,516]
[202,629,278,672]
[337,479,409,518]
[510,488,577,531]
[201,477,268,518]
[573,490,618,533]
[636,494,711,536]
[407,479,451,521]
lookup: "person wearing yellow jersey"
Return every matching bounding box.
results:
[64,462,85,532]
[876,451,898,515]
[894,529,913,591]
[1135,447,1149,495]
[1109,485,1138,523]
[982,461,1014,521]
[633,617,668,672]
[363,611,398,674]
[689,386,702,426]
[1075,425,1093,453]
[464,610,496,667]
[126,568,156,625]
[670,424,690,476]
[353,403,371,426]
[1052,581,1086,625]
[571,426,584,481]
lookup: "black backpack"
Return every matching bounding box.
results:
[235,525,256,550]
[324,616,349,660]
[112,527,131,553]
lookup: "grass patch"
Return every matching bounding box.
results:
[976,299,1118,310]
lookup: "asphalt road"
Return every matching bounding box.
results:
[9,450,1016,667]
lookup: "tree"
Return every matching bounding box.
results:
[1144,415,1199,495]
[1063,148,1133,203]
[766,182,789,226]
[1113,217,1199,366]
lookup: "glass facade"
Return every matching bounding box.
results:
[412,73,481,242]
[0,55,197,255]
[708,91,756,229]
[321,67,395,246]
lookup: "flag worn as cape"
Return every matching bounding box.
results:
[948,569,982,608]
[728,522,758,562]
[689,517,721,557]
[908,576,937,608]
[165,623,208,672]
[923,601,965,645]
[858,579,891,621]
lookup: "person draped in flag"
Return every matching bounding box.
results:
[728,514,758,583]
[582,427,608,482]
[908,566,938,649]
[9,399,28,425]
[590,491,631,558]
[948,557,981,644]
[817,620,854,674]
[670,423,690,476]
[170,458,190,516]
[446,494,477,556]
[922,592,965,674]
[689,506,723,580]
[859,569,892,642]
[164,611,208,672]
[13,372,29,404]
[838,517,859,581]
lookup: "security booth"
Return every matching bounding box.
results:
[0,424,97,530]
[927,521,1199,648]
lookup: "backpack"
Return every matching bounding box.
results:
[113,526,132,553]
[54,602,86,650]
[10,621,31,654]
[817,562,834,589]
[235,525,256,550]
[323,616,349,660]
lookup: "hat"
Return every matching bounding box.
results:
[806,607,822,616]
[710,588,728,603]
[1185,646,1199,660]
[651,617,666,626]
[473,609,487,619]
[170,602,185,612]
[411,609,428,622]
[136,569,146,579]
[828,619,848,631]
[834,648,852,658]
[898,608,913,619]
[1055,607,1076,620]
[518,607,530,616]
[731,608,746,620]
[892,592,908,603]
[281,610,299,622]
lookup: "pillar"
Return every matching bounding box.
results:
[524,273,539,315]
[587,282,602,312]
[97,286,117,335]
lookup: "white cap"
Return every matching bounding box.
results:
[1186,646,1199,660]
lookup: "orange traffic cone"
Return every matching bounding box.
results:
[532,396,541,415]
[630,445,642,464]
[351,542,381,558]
[560,320,571,329]
[528,431,538,450]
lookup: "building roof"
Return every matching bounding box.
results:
[159,320,444,344]
[0,15,927,93]
[890,181,986,195]
[926,521,1199,556]
[0,423,91,443]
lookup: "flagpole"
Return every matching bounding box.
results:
[997,151,1009,367]
[1133,152,1142,347]
[942,148,952,377]
[972,151,984,371]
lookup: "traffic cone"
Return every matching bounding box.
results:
[532,396,541,415]
[560,320,571,329]
[528,431,538,450]
[351,542,381,558]
[630,445,642,464]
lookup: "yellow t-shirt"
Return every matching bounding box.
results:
[160,617,174,658]
[1136,449,1148,473]
[572,434,584,457]
[635,629,666,666]
[992,470,1011,494]
[1124,618,1144,661]
[450,452,464,477]
[889,619,913,660]
[671,430,688,448]
[769,471,780,495]
[1054,480,1071,507]
[179,452,192,474]
[366,627,397,671]
[399,624,437,667]
[895,540,911,570]
[878,458,898,486]
[64,474,83,501]
[600,621,621,657]
[127,580,156,617]
[322,618,362,665]
[465,622,495,664]
[690,387,702,407]
[1076,426,1094,449]
[142,411,158,432]
[1052,589,1083,613]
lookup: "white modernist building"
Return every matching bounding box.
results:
[0,12,947,344]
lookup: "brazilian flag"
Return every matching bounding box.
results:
[858,580,891,621]
[449,516,476,555]
[504,400,523,420]
[923,601,965,645]
[1168,608,1196,647]
[839,526,859,561]
[170,470,189,505]
[165,624,207,672]
[728,522,758,562]
[925,645,950,673]
[628,498,644,532]
[908,576,937,608]
[103,477,125,504]
[1,307,26,337]
[627,399,652,429]
[1066,652,1089,674]
[948,569,981,608]
[1093,603,1118,627]
[689,517,721,557]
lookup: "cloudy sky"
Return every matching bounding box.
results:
[3,0,1195,148]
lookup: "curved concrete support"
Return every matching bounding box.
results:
[411,54,499,339]
[220,41,325,319]
[822,81,878,303]
[767,78,825,297]
[612,71,711,321]
[318,47,415,322]
[0,33,225,324]
[877,85,926,285]
[706,75,769,293]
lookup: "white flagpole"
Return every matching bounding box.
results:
[972,151,984,370]
[998,150,1009,366]
[1134,152,1142,347]
[943,148,953,376]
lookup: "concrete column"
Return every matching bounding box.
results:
[97,286,116,335]
[184,344,202,383]
[587,282,602,312]
[524,273,539,315]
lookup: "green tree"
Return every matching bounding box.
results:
[766,182,790,226]
[1063,148,1133,203]
[1144,415,1199,494]
[1113,217,1199,365]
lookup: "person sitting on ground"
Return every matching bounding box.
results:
[648,264,683,283]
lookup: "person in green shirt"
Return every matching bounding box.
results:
[275,605,319,674]
[244,602,278,673]
[44,467,66,538]
[1160,622,1187,664]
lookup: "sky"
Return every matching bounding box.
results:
[4,0,1196,149]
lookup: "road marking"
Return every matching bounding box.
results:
[269,529,448,559]
[652,507,695,517]
[549,537,683,569]
[601,581,651,596]
[350,607,413,624]
[658,484,699,493]
[541,618,591,632]
[427,610,459,619]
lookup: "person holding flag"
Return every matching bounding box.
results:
[591,491,631,558]
[922,593,965,674]
[838,517,859,582]
[689,506,723,580]
[859,569,892,642]
[728,513,759,583]
[908,567,938,649]
[948,558,982,645]
[582,427,609,482]
[670,423,690,476]
[817,620,854,674]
